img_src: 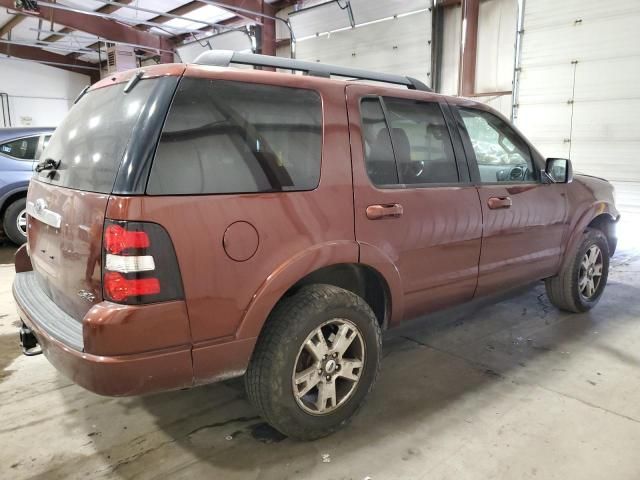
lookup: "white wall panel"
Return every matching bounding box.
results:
[289,0,430,39]
[0,56,88,127]
[516,0,640,206]
[439,5,461,95]
[294,11,432,87]
[516,103,572,146]
[468,94,513,118]
[475,0,517,93]
[289,2,352,38]
[349,0,430,25]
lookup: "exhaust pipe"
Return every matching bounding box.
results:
[19,323,42,356]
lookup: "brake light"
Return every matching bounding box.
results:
[104,272,160,302]
[102,220,183,305]
[104,224,150,254]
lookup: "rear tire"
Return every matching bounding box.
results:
[545,228,609,312]
[245,284,381,440]
[3,198,27,245]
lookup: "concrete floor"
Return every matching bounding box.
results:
[1,220,639,480]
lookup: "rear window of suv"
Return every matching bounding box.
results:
[35,79,158,193]
[146,78,322,195]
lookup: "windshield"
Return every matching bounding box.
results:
[35,79,158,194]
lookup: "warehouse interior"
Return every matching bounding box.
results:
[1,0,639,478]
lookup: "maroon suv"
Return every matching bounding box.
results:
[13,51,618,440]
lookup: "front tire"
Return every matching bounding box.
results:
[545,228,609,312]
[3,197,27,245]
[245,284,381,440]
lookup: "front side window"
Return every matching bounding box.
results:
[147,79,323,195]
[459,108,536,183]
[360,96,459,187]
[0,136,39,160]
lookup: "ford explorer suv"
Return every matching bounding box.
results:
[13,51,618,440]
[0,127,54,244]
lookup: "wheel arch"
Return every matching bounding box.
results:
[235,241,402,342]
[561,201,618,271]
[0,185,28,218]
[587,213,618,256]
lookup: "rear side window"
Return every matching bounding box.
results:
[360,97,459,186]
[1,136,39,160]
[147,78,322,195]
[35,79,158,193]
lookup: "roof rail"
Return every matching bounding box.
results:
[193,50,432,92]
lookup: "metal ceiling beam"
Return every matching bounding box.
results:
[32,0,200,34]
[92,0,241,30]
[30,28,174,54]
[0,13,26,38]
[0,0,177,62]
[41,0,135,44]
[186,1,277,56]
[0,38,95,54]
[197,0,263,24]
[0,41,100,82]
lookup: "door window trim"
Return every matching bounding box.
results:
[358,95,470,190]
[451,104,542,186]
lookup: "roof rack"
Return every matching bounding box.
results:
[193,50,432,92]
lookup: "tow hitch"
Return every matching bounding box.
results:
[19,323,42,356]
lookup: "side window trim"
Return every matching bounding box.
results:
[438,101,471,183]
[452,104,539,185]
[378,97,402,185]
[0,134,41,161]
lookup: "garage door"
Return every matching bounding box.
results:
[514,0,640,213]
[291,0,432,88]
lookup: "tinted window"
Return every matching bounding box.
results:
[384,98,458,184]
[360,97,459,186]
[360,98,398,186]
[1,136,39,160]
[147,78,322,195]
[459,108,536,183]
[36,79,158,193]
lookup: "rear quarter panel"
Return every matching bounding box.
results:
[106,69,357,382]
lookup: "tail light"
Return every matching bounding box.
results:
[102,220,183,304]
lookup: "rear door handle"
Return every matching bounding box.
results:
[487,196,512,209]
[366,203,404,220]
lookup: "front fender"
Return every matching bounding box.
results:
[560,200,618,271]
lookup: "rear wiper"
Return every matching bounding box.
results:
[35,158,61,172]
[35,158,62,179]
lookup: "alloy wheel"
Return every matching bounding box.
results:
[292,318,365,415]
[16,208,27,238]
[578,244,603,300]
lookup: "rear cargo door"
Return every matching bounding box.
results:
[27,78,166,322]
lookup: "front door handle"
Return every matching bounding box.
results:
[487,196,512,209]
[366,203,404,220]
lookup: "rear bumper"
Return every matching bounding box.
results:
[13,270,194,396]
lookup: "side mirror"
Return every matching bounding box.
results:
[545,158,573,183]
